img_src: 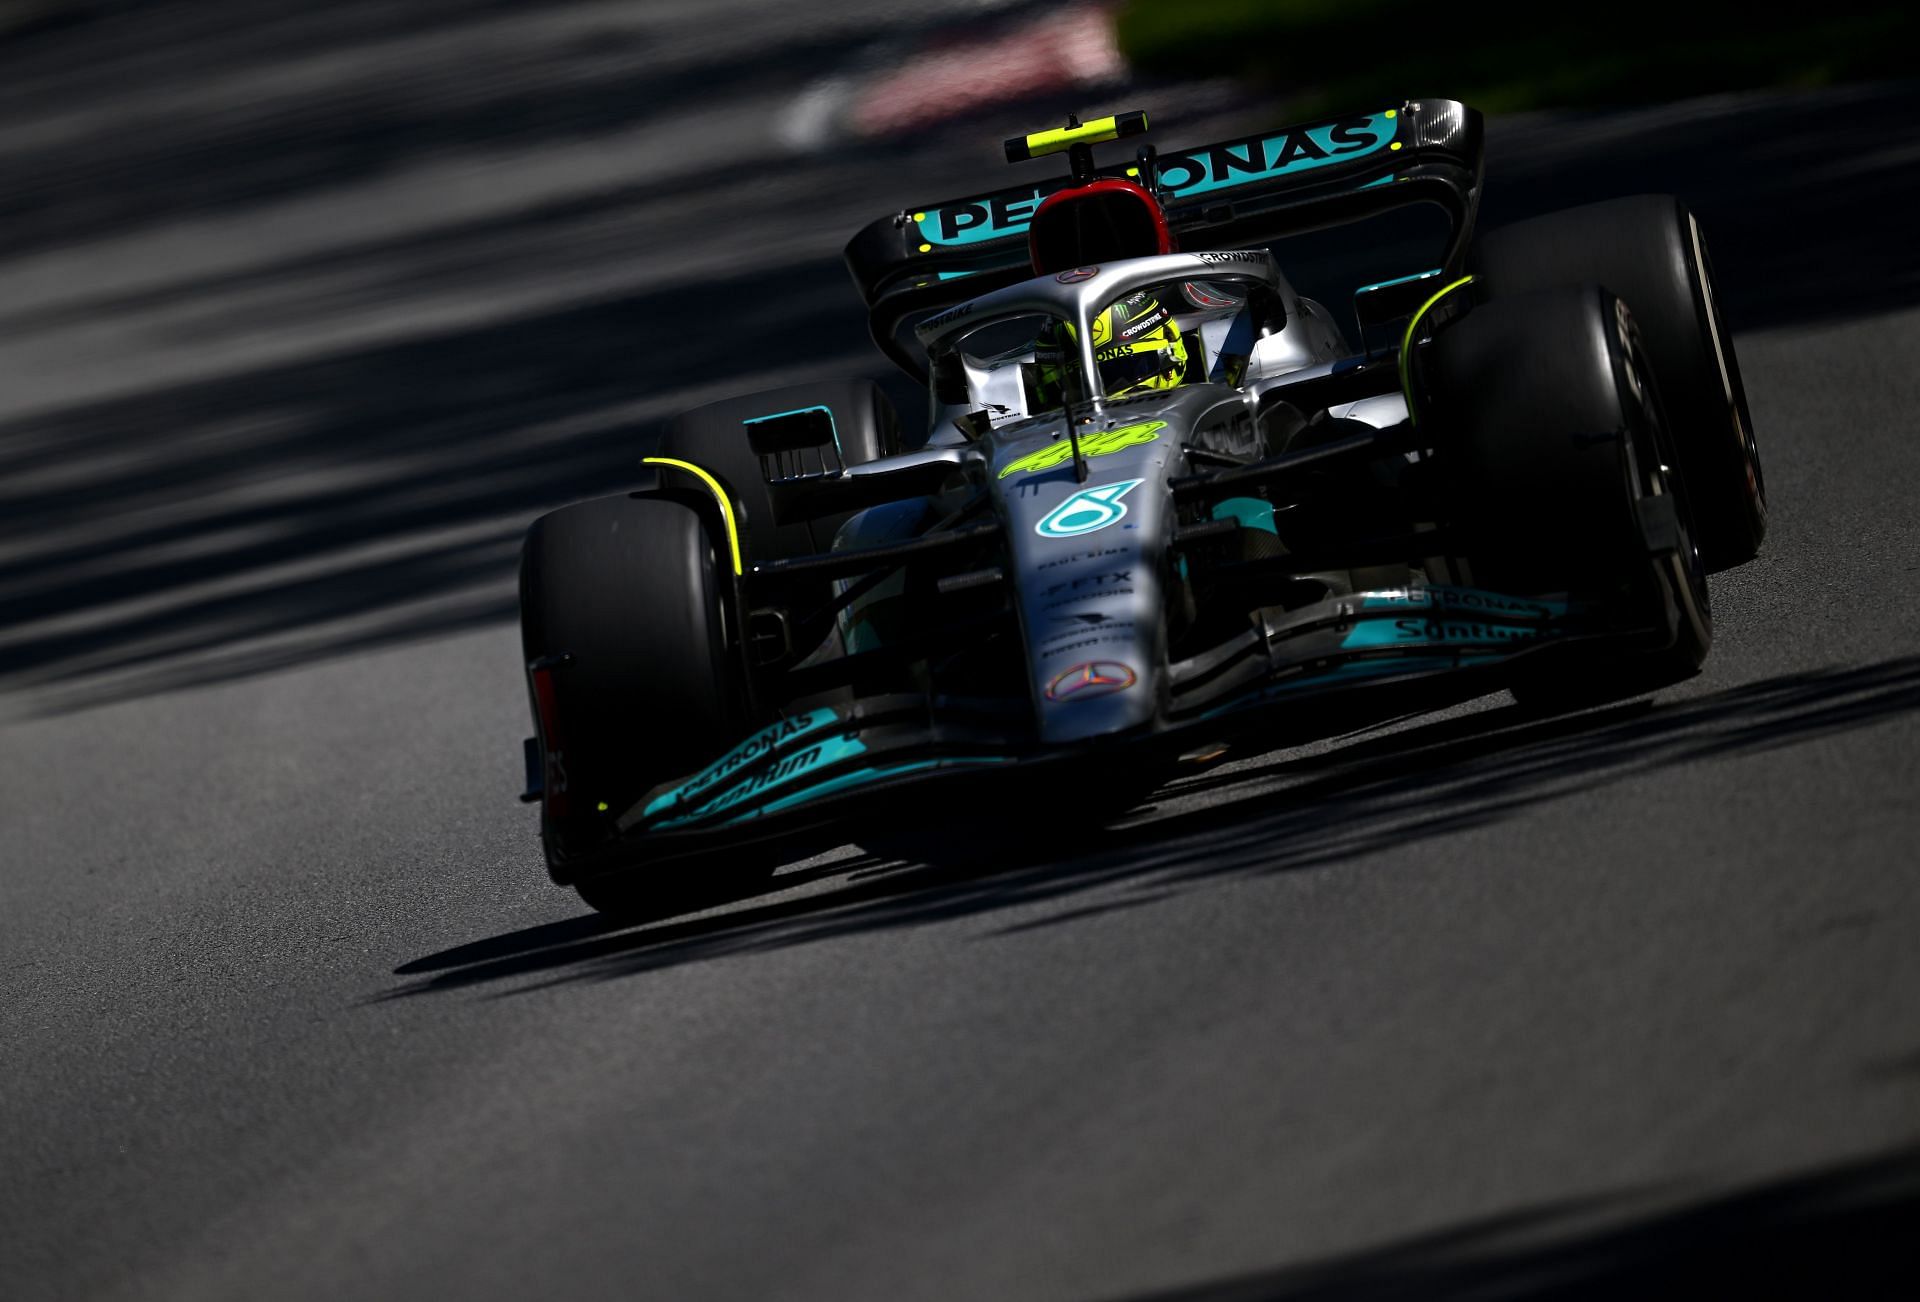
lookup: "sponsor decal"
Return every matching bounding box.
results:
[998,421,1164,479]
[1090,291,1160,348]
[1035,479,1144,538]
[917,187,1050,248]
[1044,588,1133,610]
[1036,546,1126,571]
[1341,618,1546,651]
[1193,251,1268,266]
[1358,586,1564,619]
[643,708,839,818]
[529,665,571,818]
[1403,619,1540,644]
[921,301,974,331]
[1056,265,1100,283]
[1153,115,1395,201]
[1041,569,1131,598]
[911,114,1394,248]
[694,744,827,816]
[1040,611,1137,655]
[658,731,871,826]
[1045,660,1137,703]
[1615,296,1645,403]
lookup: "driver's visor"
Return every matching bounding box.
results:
[1096,343,1181,395]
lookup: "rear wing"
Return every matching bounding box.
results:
[844,99,1484,376]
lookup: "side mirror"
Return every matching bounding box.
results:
[951,409,994,441]
[1020,358,1086,410]
[1245,284,1286,338]
[744,406,837,456]
[1353,269,1448,328]
[931,354,971,407]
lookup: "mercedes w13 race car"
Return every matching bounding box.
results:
[516,100,1767,914]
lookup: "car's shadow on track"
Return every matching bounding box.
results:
[385,651,1920,999]
[1080,1143,1920,1301]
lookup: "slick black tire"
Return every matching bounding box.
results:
[571,852,777,922]
[1472,195,1765,570]
[653,377,903,564]
[1423,286,1712,709]
[519,494,742,895]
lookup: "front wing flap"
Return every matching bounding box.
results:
[1171,583,1581,720]
[619,695,1022,839]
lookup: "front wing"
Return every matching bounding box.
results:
[558,583,1623,879]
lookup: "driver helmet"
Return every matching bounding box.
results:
[1072,289,1190,397]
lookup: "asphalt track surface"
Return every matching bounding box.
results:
[3,5,1919,1299]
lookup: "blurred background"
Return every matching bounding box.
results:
[1120,1,1916,114]
[0,0,1912,718]
[4,6,1920,1302]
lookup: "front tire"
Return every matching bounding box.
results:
[519,494,750,910]
[572,853,775,920]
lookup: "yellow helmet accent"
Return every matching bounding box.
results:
[1042,291,1190,404]
[1074,295,1187,397]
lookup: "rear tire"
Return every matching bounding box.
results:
[519,494,750,907]
[1473,195,1765,571]
[1423,286,1712,710]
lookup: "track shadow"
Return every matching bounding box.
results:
[1086,1145,1920,1300]
[384,652,1920,998]
[392,851,887,980]
[0,253,877,708]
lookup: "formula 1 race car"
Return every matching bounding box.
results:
[517,100,1767,914]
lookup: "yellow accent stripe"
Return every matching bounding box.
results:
[1400,274,1475,426]
[642,456,743,575]
[1024,114,1131,156]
